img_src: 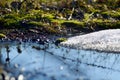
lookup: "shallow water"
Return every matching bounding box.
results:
[0,42,120,80]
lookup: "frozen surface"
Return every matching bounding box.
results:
[61,29,120,52]
[1,41,120,80]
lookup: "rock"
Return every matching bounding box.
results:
[0,70,9,80]
[10,77,16,80]
[61,29,120,53]
[14,64,19,68]
[18,74,24,80]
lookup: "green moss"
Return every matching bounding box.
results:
[86,5,98,13]
[42,13,54,22]
[92,18,103,22]
[27,21,43,27]
[0,13,23,28]
[0,0,120,35]
[44,13,54,19]
[101,11,120,19]
[0,33,6,38]
[22,14,37,20]
[4,14,21,20]
[62,21,85,29]
[3,19,20,28]
[57,38,67,42]
[55,37,67,46]
[45,26,57,34]
[83,13,91,21]
[94,21,120,29]
[28,21,58,34]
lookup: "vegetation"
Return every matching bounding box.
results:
[0,33,6,39]
[56,38,67,42]
[55,38,67,46]
[0,0,120,35]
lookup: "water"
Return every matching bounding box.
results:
[0,41,120,80]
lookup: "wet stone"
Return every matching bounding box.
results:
[18,74,24,80]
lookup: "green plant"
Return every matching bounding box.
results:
[4,14,21,20]
[55,37,67,46]
[101,11,120,19]
[94,21,120,29]
[62,21,85,29]
[3,19,20,28]
[57,38,67,42]
[0,33,6,38]
[27,21,43,27]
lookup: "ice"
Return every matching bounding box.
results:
[1,41,120,80]
[61,29,120,53]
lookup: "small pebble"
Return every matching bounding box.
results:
[18,74,24,80]
[10,77,15,80]
[20,67,25,73]
[14,64,19,68]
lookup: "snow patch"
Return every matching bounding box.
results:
[61,29,120,53]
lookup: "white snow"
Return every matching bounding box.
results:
[61,29,120,53]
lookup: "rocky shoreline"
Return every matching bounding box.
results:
[0,29,53,43]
